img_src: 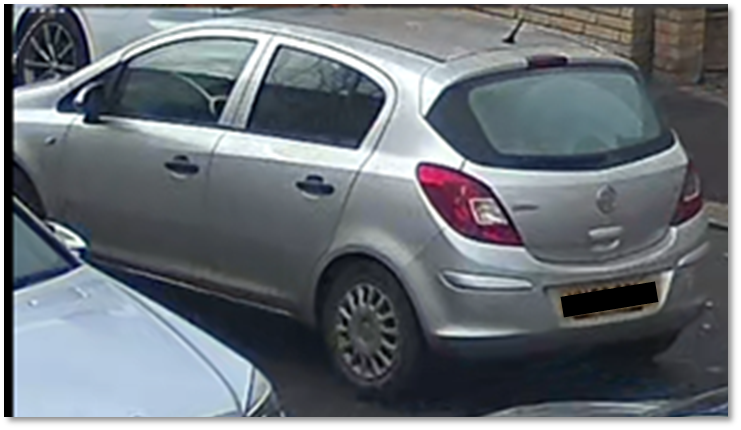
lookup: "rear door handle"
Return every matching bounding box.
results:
[295,175,334,196]
[164,155,199,176]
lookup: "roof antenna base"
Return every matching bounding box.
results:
[502,17,525,45]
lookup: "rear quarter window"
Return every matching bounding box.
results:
[426,65,674,170]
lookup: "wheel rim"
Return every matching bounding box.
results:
[21,21,79,84]
[335,283,400,381]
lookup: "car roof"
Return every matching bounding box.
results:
[198,7,597,64]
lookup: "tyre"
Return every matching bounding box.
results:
[15,8,89,86]
[321,260,426,399]
[13,168,46,218]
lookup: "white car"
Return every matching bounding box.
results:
[12,197,285,417]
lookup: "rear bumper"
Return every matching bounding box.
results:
[430,293,703,360]
[400,211,709,360]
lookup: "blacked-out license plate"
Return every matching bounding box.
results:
[560,282,659,318]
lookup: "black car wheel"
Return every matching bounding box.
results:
[321,260,426,399]
[15,8,89,86]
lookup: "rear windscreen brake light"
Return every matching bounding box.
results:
[526,54,568,70]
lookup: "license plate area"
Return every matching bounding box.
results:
[557,278,660,321]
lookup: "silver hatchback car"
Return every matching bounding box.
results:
[13,8,709,396]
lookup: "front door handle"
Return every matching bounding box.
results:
[295,175,335,196]
[164,155,199,176]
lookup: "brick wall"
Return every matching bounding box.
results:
[474,5,727,84]
[704,7,728,72]
[476,6,654,70]
[653,7,706,82]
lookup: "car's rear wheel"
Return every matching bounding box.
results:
[321,260,425,399]
[15,8,89,86]
[13,167,46,218]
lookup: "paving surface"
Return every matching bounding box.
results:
[699,72,729,101]
[705,202,729,228]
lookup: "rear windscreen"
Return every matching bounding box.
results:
[426,65,674,170]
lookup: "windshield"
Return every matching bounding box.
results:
[13,207,77,291]
[426,65,673,170]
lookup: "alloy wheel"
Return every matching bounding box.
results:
[21,21,79,84]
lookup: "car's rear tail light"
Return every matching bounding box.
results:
[416,163,523,246]
[671,162,703,225]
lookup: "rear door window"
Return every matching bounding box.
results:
[426,65,673,170]
[246,46,385,149]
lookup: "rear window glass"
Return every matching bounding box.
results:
[426,66,673,170]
